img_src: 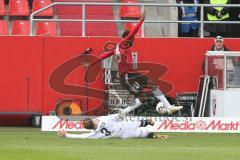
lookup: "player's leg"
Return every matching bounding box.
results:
[130,122,169,139]
[147,80,183,115]
[120,120,141,138]
[119,73,149,116]
[125,72,172,108]
[122,127,165,139]
[120,119,154,138]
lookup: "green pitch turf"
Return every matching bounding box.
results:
[0,127,240,160]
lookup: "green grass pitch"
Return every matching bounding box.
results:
[0,127,240,160]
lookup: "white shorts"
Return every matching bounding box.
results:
[120,120,149,139]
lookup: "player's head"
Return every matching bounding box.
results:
[83,118,94,129]
[122,30,130,38]
[122,30,133,46]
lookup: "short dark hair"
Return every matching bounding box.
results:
[122,30,130,38]
[83,118,94,129]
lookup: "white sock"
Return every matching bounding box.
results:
[123,98,142,114]
[152,89,171,108]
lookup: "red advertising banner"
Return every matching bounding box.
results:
[42,116,240,133]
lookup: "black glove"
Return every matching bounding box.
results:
[220,8,227,15]
[216,11,223,19]
[214,9,219,15]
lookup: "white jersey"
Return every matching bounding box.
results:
[66,114,124,139]
[65,114,148,139]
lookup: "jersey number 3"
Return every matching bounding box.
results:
[100,127,111,136]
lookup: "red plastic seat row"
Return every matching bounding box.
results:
[32,0,54,16]
[11,20,29,34]
[58,15,117,36]
[8,0,54,16]
[36,21,58,36]
[120,0,141,19]
[0,20,8,35]
[0,20,58,35]
[8,0,29,16]
[0,0,5,16]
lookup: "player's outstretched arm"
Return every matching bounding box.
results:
[57,130,67,137]
[57,130,89,139]
[57,130,103,139]
[89,50,115,67]
[121,12,146,42]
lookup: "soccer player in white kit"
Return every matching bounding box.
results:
[57,106,168,139]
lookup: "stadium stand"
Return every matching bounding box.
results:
[0,0,5,16]
[144,0,178,37]
[124,22,142,37]
[11,20,30,35]
[55,0,117,36]
[36,21,58,36]
[119,0,141,19]
[8,0,30,16]
[32,0,54,17]
[1,0,177,37]
[0,20,8,34]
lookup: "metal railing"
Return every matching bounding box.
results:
[205,51,240,90]
[30,2,240,38]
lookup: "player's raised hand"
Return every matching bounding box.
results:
[57,130,67,137]
[142,11,146,19]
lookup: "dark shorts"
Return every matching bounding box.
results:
[120,72,149,97]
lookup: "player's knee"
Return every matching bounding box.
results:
[138,93,149,103]
[151,85,158,91]
[136,128,149,138]
[152,87,163,96]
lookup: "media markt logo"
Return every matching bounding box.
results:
[195,120,207,130]
[157,119,240,131]
[205,120,240,131]
[52,119,84,130]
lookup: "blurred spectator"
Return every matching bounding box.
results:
[204,0,232,37]
[202,36,231,91]
[210,35,230,51]
[229,0,240,37]
[178,0,200,37]
[202,36,230,74]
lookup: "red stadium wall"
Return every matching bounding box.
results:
[0,36,239,115]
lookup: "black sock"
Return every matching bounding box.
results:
[140,120,154,127]
[140,120,149,127]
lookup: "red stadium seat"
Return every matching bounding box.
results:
[120,0,141,19]
[8,0,30,16]
[125,22,142,37]
[58,15,117,36]
[32,0,54,16]
[0,20,8,35]
[11,20,30,35]
[0,0,5,16]
[36,22,58,36]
